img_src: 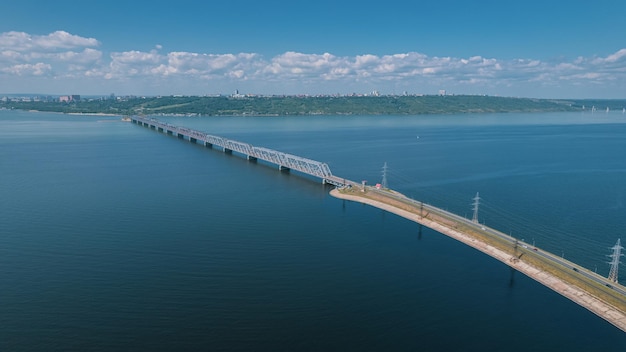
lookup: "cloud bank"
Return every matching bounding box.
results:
[1,30,625,98]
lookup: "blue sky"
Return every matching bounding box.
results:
[1,0,625,98]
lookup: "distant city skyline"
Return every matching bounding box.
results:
[1,0,625,98]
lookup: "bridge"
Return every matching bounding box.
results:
[132,116,349,187]
[132,116,626,332]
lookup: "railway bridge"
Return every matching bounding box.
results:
[132,116,349,187]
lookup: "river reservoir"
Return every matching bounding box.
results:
[1,110,625,350]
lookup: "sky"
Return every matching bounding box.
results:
[1,0,625,98]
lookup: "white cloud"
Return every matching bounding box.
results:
[0,30,99,52]
[34,30,99,50]
[355,54,379,67]
[1,50,22,62]
[1,30,626,97]
[102,50,262,80]
[593,48,626,64]
[1,62,51,76]
[0,31,103,81]
[263,52,340,78]
[110,50,162,65]
[29,48,103,64]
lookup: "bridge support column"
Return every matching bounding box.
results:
[247,155,257,162]
[205,142,212,148]
[158,127,164,132]
[223,148,232,154]
[190,137,197,143]
[167,130,173,135]
[279,165,290,172]
[177,133,184,139]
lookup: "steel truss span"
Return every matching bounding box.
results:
[132,116,346,186]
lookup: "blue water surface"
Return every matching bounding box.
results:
[1,110,625,351]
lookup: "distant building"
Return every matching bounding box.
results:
[231,89,246,98]
[438,90,447,96]
[59,95,81,103]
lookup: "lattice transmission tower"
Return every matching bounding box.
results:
[608,238,623,283]
[381,162,388,189]
[471,192,480,223]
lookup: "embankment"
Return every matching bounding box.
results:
[330,188,626,333]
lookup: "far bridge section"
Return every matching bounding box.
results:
[132,116,348,187]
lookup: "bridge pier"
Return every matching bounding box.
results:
[223,148,233,154]
[177,133,184,139]
[247,155,257,162]
[167,130,173,135]
[190,137,197,143]
[205,141,212,148]
[279,165,290,172]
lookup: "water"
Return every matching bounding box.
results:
[1,110,625,350]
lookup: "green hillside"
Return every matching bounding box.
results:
[3,94,624,116]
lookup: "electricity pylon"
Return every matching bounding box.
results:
[381,162,388,189]
[471,192,480,223]
[608,239,623,283]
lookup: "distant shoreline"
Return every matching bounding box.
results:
[2,109,123,117]
[5,95,613,117]
[66,112,121,117]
